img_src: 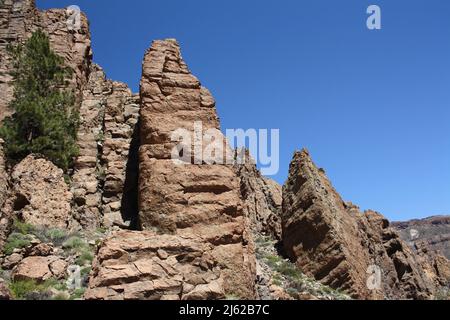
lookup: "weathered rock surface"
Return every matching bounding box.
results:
[0,139,8,246]
[85,231,227,300]
[0,0,92,121]
[12,255,67,282]
[0,278,12,300]
[101,82,140,228]
[0,139,7,209]
[71,64,140,230]
[2,155,72,230]
[235,150,282,240]
[135,39,255,299]
[282,149,439,299]
[71,65,108,229]
[393,216,450,260]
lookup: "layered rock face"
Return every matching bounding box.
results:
[85,231,226,300]
[393,216,450,260]
[235,150,282,240]
[71,64,140,230]
[282,149,438,299]
[87,39,256,299]
[0,0,92,121]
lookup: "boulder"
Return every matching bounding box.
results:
[0,279,12,300]
[2,155,72,230]
[12,256,67,282]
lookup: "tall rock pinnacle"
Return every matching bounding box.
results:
[86,39,256,300]
[138,39,256,299]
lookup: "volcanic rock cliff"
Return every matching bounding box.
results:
[0,1,449,301]
[281,150,447,299]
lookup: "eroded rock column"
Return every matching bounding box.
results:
[102,82,140,228]
[72,65,140,230]
[138,39,255,299]
[86,39,256,300]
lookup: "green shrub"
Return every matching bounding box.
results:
[264,255,282,269]
[9,278,67,300]
[275,261,302,279]
[12,220,35,235]
[81,266,92,277]
[62,236,86,250]
[53,292,69,300]
[75,250,94,266]
[70,288,86,300]
[45,228,68,244]
[286,287,298,298]
[272,278,282,286]
[4,232,32,255]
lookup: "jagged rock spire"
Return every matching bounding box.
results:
[282,149,438,299]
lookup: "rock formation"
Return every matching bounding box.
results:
[12,255,67,282]
[2,155,72,230]
[393,216,450,260]
[71,64,140,230]
[0,139,7,209]
[282,149,440,299]
[86,39,256,300]
[85,231,226,300]
[0,279,11,300]
[0,0,92,121]
[0,139,8,246]
[235,150,282,240]
[0,1,448,302]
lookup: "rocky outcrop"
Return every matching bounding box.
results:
[133,39,255,299]
[1,155,72,230]
[71,65,109,230]
[0,139,8,245]
[0,0,92,121]
[235,150,282,240]
[85,231,227,300]
[393,216,450,260]
[0,279,12,300]
[0,140,7,210]
[71,64,140,230]
[101,82,140,228]
[12,255,67,282]
[282,149,438,299]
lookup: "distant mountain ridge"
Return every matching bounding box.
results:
[392,216,450,260]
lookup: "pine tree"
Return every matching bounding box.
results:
[0,30,79,171]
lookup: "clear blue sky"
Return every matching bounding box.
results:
[37,0,450,221]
